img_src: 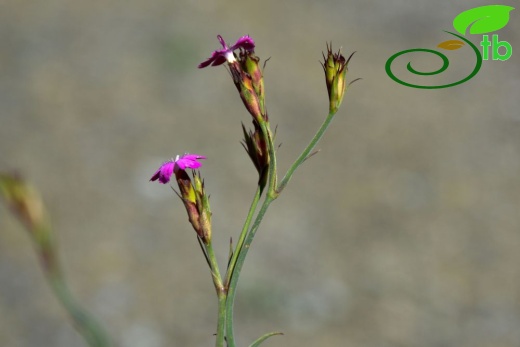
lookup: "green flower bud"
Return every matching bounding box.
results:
[321,43,357,113]
[0,173,48,231]
[193,172,212,244]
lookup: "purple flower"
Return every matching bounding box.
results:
[150,154,206,184]
[198,35,255,68]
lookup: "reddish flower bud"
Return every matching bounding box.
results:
[228,60,266,123]
[240,52,266,120]
[242,120,270,189]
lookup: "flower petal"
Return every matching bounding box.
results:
[150,161,175,184]
[198,35,255,68]
[198,35,230,68]
[177,154,206,170]
[232,35,255,51]
[217,35,228,49]
[198,51,226,68]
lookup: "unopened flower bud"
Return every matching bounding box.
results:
[321,43,356,113]
[242,120,270,189]
[175,169,202,236]
[228,61,265,123]
[0,173,48,232]
[241,52,266,120]
[0,173,59,274]
[193,172,212,244]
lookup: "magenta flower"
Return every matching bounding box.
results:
[198,35,255,68]
[150,154,206,184]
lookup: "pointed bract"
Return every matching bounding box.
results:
[321,43,356,113]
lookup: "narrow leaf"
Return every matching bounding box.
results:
[248,331,283,347]
[227,237,234,268]
[437,40,465,50]
[453,5,515,35]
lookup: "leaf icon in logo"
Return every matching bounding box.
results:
[437,40,465,50]
[453,5,515,35]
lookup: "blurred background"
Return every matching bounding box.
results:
[1,0,519,346]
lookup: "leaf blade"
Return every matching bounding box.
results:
[248,331,284,347]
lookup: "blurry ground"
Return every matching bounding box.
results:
[1,0,520,346]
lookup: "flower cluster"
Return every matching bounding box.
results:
[150,35,356,265]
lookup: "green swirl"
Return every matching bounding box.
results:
[385,31,482,89]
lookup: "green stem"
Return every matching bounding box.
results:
[225,120,279,346]
[224,188,263,347]
[205,240,226,347]
[224,109,338,345]
[278,110,337,193]
[224,196,274,347]
[216,292,227,347]
[206,240,224,291]
[33,221,113,347]
[48,273,112,347]
[225,186,262,287]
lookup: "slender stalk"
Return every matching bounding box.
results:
[278,110,337,193]
[206,240,224,290]
[225,120,279,346]
[47,273,112,347]
[205,241,226,347]
[216,292,227,347]
[224,110,339,345]
[0,172,113,347]
[223,186,263,347]
[225,186,262,287]
[224,196,274,347]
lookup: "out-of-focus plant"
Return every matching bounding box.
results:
[0,173,113,347]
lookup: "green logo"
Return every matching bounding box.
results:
[386,5,514,89]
